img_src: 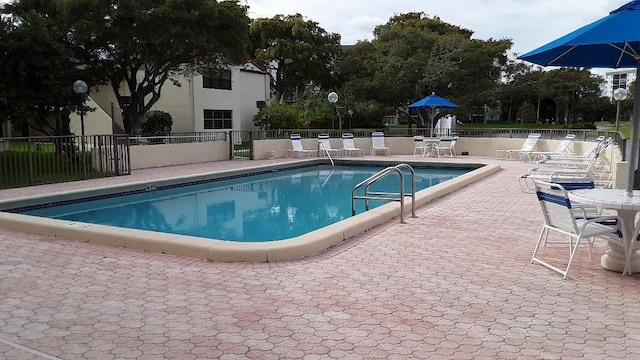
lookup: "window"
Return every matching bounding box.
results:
[613,73,628,90]
[204,110,232,129]
[202,69,232,90]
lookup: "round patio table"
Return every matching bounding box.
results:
[422,138,440,157]
[569,188,640,275]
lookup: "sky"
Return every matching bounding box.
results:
[245,0,630,62]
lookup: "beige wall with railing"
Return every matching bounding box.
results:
[253,136,616,159]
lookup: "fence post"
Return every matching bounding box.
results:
[249,131,254,160]
[27,137,34,185]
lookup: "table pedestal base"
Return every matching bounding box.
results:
[602,239,640,273]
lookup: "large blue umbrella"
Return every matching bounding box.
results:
[409,93,458,137]
[519,1,640,195]
[408,92,459,109]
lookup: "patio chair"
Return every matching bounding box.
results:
[413,136,428,156]
[431,136,456,157]
[496,133,541,161]
[341,133,365,156]
[525,134,576,161]
[286,134,317,158]
[531,180,620,279]
[370,132,391,156]
[317,134,343,157]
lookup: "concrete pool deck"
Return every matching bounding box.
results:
[1,155,640,359]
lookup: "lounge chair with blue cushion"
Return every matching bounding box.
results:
[317,134,343,157]
[341,133,365,156]
[370,132,391,156]
[286,134,317,158]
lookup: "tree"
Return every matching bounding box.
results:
[0,7,88,136]
[340,13,511,128]
[253,101,306,130]
[516,101,536,124]
[542,68,603,124]
[250,13,342,102]
[497,60,545,123]
[61,0,251,134]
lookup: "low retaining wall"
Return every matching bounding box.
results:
[253,136,617,159]
[129,141,230,170]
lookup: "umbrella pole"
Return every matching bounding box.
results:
[625,60,640,196]
[430,108,434,137]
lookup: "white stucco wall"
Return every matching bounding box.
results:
[129,141,230,170]
[79,62,270,134]
[191,66,270,133]
[237,68,270,131]
[150,78,195,133]
[69,96,114,136]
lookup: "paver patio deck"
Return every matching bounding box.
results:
[1,155,640,359]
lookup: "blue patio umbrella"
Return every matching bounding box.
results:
[518,1,640,195]
[408,92,459,109]
[409,92,458,137]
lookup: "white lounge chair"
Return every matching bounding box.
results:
[317,134,343,157]
[370,132,391,156]
[341,133,365,156]
[519,137,614,192]
[525,134,575,161]
[496,133,541,161]
[539,136,608,163]
[286,134,317,158]
[531,180,620,279]
[518,169,597,193]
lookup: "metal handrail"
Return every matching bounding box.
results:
[351,163,416,224]
[318,142,335,168]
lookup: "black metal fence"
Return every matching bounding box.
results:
[1,128,626,189]
[0,135,130,189]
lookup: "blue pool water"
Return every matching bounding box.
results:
[18,165,469,242]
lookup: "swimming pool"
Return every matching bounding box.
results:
[15,165,468,242]
[0,159,501,262]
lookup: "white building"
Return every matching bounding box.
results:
[603,69,636,99]
[79,61,270,135]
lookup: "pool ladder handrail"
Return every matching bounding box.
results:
[351,163,416,224]
[318,142,335,168]
[318,142,335,187]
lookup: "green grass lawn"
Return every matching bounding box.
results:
[594,120,631,138]
[0,150,107,189]
[9,142,56,152]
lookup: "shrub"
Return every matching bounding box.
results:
[139,110,173,135]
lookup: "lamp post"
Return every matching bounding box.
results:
[73,80,88,174]
[347,109,353,129]
[337,106,346,130]
[327,91,338,129]
[613,87,629,132]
